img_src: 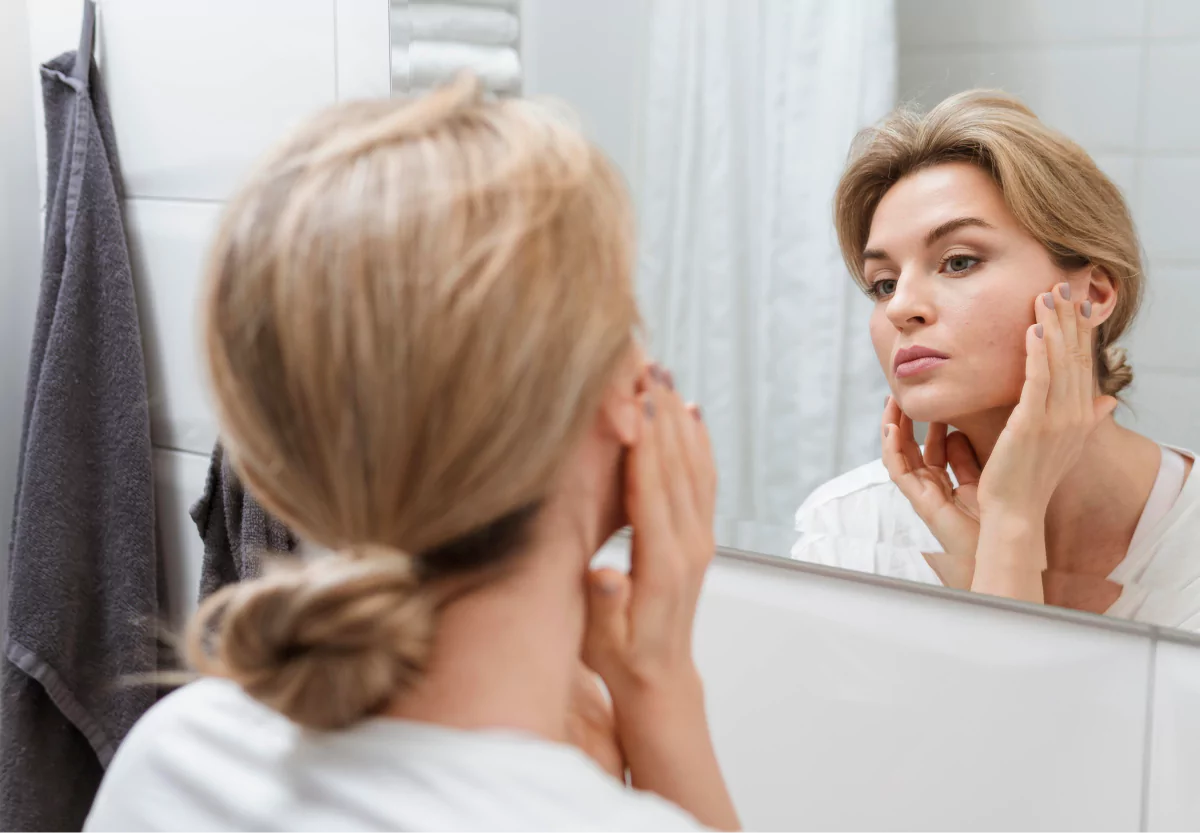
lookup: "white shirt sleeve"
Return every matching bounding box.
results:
[790,459,943,586]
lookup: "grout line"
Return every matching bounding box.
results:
[1138,637,1158,832]
[124,195,225,206]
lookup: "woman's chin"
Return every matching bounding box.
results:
[892,387,972,425]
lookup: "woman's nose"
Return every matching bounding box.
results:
[885,271,936,329]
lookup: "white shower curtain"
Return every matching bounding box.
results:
[636,0,896,556]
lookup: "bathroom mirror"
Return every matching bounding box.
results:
[388,0,1200,634]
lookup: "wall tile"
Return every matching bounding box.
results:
[153,447,211,629]
[899,0,1146,48]
[1136,157,1200,262]
[1124,267,1200,374]
[336,0,392,100]
[1144,43,1200,151]
[694,556,1150,830]
[98,0,337,200]
[1119,370,1200,451]
[124,199,222,456]
[1146,639,1200,830]
[899,45,1142,153]
[1093,153,1139,201]
[1150,0,1200,37]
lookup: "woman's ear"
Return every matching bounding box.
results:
[1082,265,1119,325]
[598,346,646,447]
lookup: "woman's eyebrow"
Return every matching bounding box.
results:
[924,216,995,246]
[862,217,995,261]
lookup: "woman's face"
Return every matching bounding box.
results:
[864,162,1086,424]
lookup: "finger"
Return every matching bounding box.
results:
[924,421,948,469]
[582,569,631,675]
[1034,291,1065,416]
[1054,282,1080,361]
[684,403,716,522]
[1076,294,1098,405]
[882,394,901,432]
[946,431,982,487]
[898,412,924,471]
[881,424,926,504]
[1014,321,1051,424]
[649,366,688,524]
[625,392,670,582]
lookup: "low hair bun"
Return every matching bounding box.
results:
[187,545,433,730]
[1099,344,1134,398]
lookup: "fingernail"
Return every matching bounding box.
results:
[1082,300,1092,319]
[1059,283,1071,301]
[1044,293,1055,310]
[885,395,891,408]
[884,425,891,438]
[644,400,655,419]
[594,573,621,594]
[692,405,702,421]
[1035,323,1044,339]
[649,364,663,384]
[663,369,675,391]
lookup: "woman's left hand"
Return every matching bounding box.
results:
[975,282,1117,564]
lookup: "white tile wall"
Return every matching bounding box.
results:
[1146,638,1200,830]
[695,555,1150,831]
[123,199,222,455]
[153,448,211,629]
[899,0,1200,451]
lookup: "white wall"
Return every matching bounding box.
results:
[0,0,43,630]
[16,2,1200,829]
[899,0,1200,452]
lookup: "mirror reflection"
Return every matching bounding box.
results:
[388,0,1200,632]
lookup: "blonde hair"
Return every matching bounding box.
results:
[187,76,639,730]
[835,90,1142,396]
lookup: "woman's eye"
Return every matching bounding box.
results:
[872,278,898,298]
[944,255,979,274]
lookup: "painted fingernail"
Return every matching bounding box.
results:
[1035,323,1044,339]
[885,395,891,408]
[1044,293,1055,309]
[1082,299,1092,318]
[644,399,655,419]
[692,405,703,421]
[1059,283,1071,301]
[649,364,663,384]
[663,369,675,391]
[884,425,892,438]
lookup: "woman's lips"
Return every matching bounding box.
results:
[893,346,949,378]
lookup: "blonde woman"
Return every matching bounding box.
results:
[792,91,1200,627]
[85,78,737,831]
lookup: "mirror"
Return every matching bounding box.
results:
[388,0,1200,633]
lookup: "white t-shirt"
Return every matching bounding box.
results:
[85,678,705,832]
[790,445,1200,631]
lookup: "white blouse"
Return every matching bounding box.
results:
[790,445,1200,632]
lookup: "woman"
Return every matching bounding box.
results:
[792,90,1200,627]
[85,78,738,831]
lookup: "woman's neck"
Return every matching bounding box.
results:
[955,410,1162,573]
[382,531,592,743]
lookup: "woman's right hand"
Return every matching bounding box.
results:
[881,396,984,563]
[582,364,738,831]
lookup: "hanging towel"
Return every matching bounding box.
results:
[403,4,520,46]
[395,42,522,94]
[190,441,295,599]
[0,3,159,830]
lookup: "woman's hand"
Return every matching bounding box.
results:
[971,282,1118,599]
[881,398,983,562]
[582,364,738,831]
[978,282,1118,520]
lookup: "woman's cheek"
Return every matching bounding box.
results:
[868,312,894,380]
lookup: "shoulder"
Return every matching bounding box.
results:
[796,457,894,517]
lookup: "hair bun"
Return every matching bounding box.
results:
[1099,344,1134,397]
[187,546,433,730]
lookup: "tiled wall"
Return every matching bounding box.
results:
[18,1,1200,829]
[899,0,1200,452]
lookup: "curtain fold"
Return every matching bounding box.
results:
[636,0,896,556]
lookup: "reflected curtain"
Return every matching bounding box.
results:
[636,0,896,556]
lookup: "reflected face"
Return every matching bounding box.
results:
[863,162,1081,424]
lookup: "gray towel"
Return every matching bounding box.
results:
[190,441,295,599]
[0,5,159,829]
